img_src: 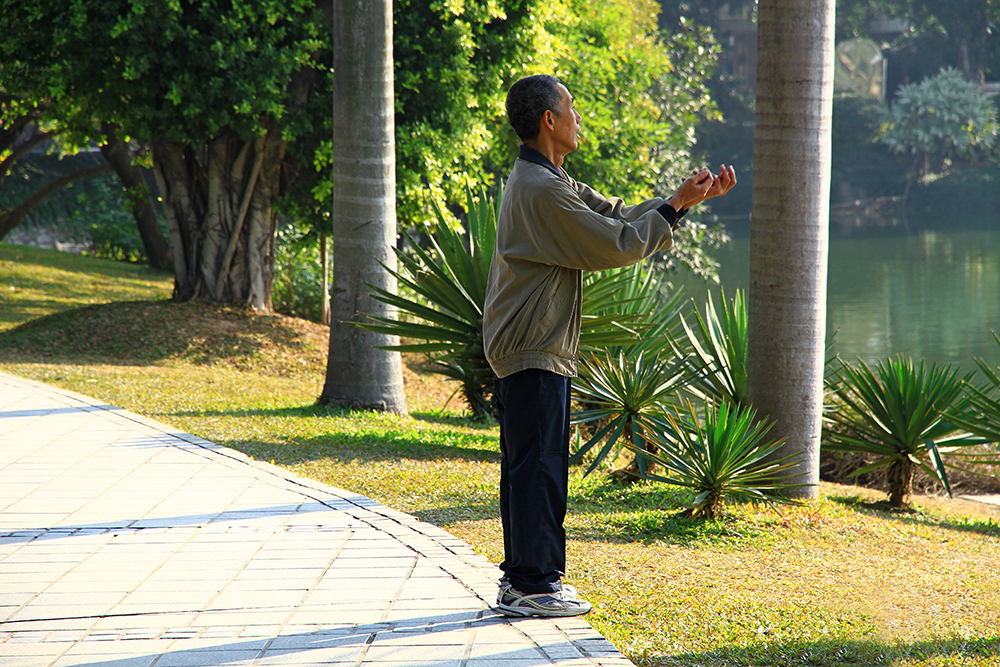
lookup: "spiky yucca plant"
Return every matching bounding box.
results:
[823,356,986,508]
[638,401,804,519]
[672,288,749,407]
[571,350,693,479]
[950,332,1000,445]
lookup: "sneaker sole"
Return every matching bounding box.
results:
[495,602,591,618]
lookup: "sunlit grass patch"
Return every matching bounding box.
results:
[3,247,1000,667]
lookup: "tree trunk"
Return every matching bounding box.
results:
[99,124,173,271]
[151,130,286,309]
[320,231,331,326]
[887,457,914,508]
[320,0,407,413]
[746,0,836,500]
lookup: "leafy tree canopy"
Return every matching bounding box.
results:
[0,0,327,147]
[880,66,998,170]
[394,0,720,227]
[555,0,720,201]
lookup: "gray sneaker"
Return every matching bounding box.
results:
[497,578,577,605]
[497,586,592,617]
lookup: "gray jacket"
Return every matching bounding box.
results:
[483,157,679,379]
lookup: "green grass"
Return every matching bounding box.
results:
[3,241,1000,666]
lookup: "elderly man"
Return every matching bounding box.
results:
[483,74,736,617]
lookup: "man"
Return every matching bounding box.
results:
[483,74,736,618]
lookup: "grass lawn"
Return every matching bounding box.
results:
[2,242,1000,666]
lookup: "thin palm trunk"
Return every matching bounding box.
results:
[321,0,407,413]
[746,0,836,499]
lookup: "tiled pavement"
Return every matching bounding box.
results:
[0,372,633,667]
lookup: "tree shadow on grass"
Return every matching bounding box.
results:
[161,401,501,466]
[0,300,327,372]
[410,409,496,431]
[828,493,1000,539]
[665,636,1000,667]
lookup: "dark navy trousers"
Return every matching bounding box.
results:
[494,368,571,595]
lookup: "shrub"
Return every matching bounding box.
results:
[639,400,804,519]
[822,355,987,508]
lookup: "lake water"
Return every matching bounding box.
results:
[696,212,1000,376]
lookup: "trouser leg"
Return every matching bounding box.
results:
[495,368,570,594]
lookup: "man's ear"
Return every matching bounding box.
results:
[542,109,555,132]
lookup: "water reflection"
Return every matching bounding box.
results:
[701,212,1000,374]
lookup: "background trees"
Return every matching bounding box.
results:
[0,0,332,308]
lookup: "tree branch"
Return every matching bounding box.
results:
[0,163,112,240]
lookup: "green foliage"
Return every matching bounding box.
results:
[833,94,887,146]
[950,332,1000,444]
[639,401,803,519]
[823,355,988,508]
[1,0,331,247]
[359,187,499,420]
[661,219,731,283]
[393,0,721,231]
[571,349,694,477]
[673,288,749,407]
[880,68,999,174]
[555,0,720,203]
[393,0,557,229]
[75,180,146,263]
[0,0,325,144]
[272,223,325,323]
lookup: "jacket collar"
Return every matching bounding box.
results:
[518,144,567,181]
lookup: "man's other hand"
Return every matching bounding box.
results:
[667,165,736,212]
[704,165,737,200]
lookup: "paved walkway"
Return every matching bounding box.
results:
[0,372,633,667]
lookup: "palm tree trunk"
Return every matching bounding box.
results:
[320,0,407,413]
[746,0,836,500]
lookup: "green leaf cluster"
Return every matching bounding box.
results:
[1,0,326,146]
[393,0,721,230]
[394,0,560,229]
[880,67,999,170]
[553,0,721,202]
[571,349,693,477]
[822,355,990,508]
[640,401,804,520]
[358,186,499,419]
[948,332,1000,445]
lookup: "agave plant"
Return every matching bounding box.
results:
[581,261,687,357]
[637,400,804,520]
[570,349,694,480]
[358,186,497,418]
[358,185,670,419]
[949,332,1000,444]
[672,288,749,408]
[822,355,986,508]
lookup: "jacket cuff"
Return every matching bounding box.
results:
[656,202,688,225]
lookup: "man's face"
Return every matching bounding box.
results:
[551,84,582,155]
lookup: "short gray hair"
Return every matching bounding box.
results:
[505,75,563,142]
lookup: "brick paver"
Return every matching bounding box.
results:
[0,372,633,667]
